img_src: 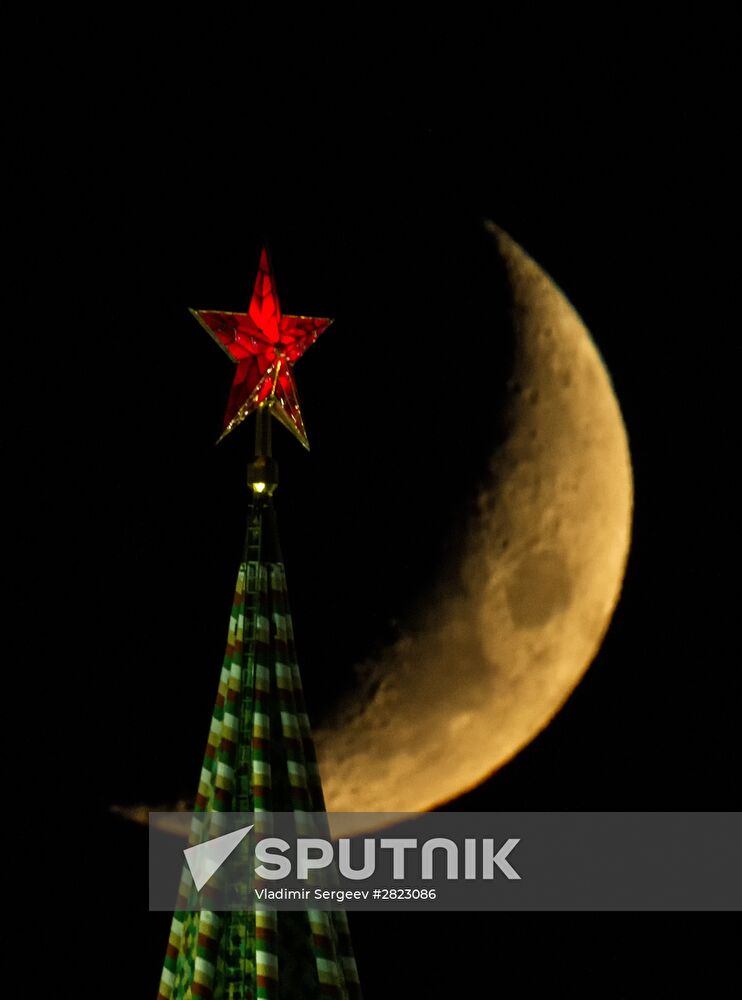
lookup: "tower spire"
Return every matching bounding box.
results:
[157,252,361,999]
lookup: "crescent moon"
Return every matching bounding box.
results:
[315,222,633,812]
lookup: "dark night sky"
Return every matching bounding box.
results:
[48,33,739,997]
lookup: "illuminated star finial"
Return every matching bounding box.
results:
[190,248,332,448]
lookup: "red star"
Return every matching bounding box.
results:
[190,248,332,448]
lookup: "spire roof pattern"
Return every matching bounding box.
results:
[157,500,361,999]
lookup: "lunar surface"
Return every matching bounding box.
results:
[313,222,633,812]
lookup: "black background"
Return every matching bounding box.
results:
[38,26,738,998]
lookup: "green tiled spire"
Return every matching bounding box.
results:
[157,498,361,999]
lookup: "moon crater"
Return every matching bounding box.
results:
[504,549,573,629]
